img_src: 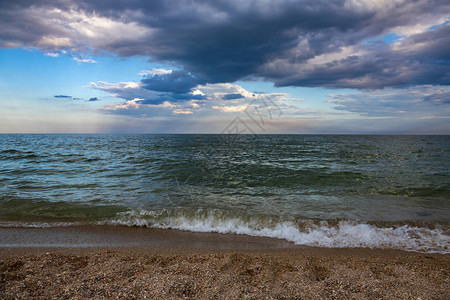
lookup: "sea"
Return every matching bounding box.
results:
[0,134,449,253]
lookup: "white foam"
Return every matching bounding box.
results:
[106,209,450,254]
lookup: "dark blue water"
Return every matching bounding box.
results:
[1,134,449,252]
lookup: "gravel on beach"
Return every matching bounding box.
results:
[1,247,449,299]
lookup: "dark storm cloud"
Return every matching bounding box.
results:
[141,70,206,94]
[266,23,450,89]
[1,0,450,90]
[88,97,99,101]
[129,0,373,85]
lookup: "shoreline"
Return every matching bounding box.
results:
[1,223,449,253]
[1,226,449,299]
[0,224,297,250]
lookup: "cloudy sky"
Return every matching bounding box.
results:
[0,0,449,134]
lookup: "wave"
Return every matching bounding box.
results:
[104,209,450,254]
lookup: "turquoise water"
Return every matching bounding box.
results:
[1,134,449,252]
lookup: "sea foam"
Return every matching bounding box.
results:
[106,209,450,254]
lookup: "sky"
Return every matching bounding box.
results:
[0,0,449,134]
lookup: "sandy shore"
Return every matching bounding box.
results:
[1,226,449,299]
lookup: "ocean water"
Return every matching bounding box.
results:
[0,134,449,253]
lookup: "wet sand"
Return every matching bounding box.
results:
[1,226,449,299]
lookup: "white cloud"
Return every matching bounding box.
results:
[44,52,60,57]
[190,101,200,108]
[198,83,254,100]
[101,98,143,111]
[139,69,173,76]
[38,36,73,48]
[89,81,158,100]
[91,80,306,118]
[101,99,177,112]
[192,89,205,96]
[212,105,248,112]
[73,57,97,63]
[172,110,193,114]
[93,81,141,89]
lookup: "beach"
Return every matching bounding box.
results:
[1,226,449,299]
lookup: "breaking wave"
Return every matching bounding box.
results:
[105,209,450,254]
